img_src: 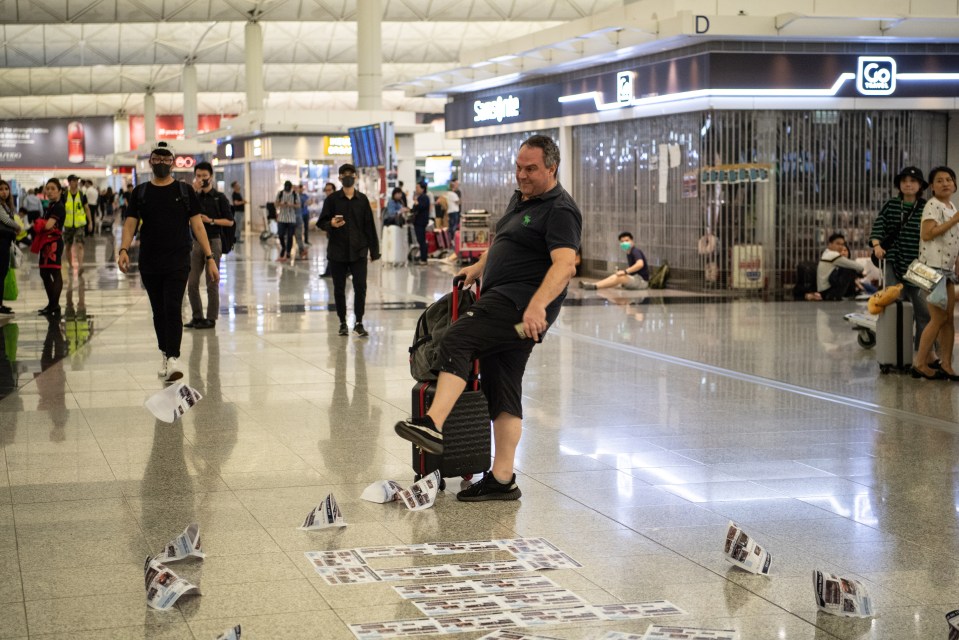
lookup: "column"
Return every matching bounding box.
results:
[143,92,156,143]
[245,21,265,112]
[113,112,130,154]
[356,0,382,110]
[183,62,198,137]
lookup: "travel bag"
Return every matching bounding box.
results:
[876,299,913,374]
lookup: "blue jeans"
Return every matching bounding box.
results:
[885,262,929,350]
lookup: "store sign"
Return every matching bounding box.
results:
[473,95,521,123]
[856,56,896,95]
[325,136,352,156]
[173,155,195,169]
[617,71,635,104]
[129,115,223,150]
[0,116,114,167]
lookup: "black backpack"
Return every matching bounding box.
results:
[794,261,818,300]
[216,192,236,255]
[408,288,476,381]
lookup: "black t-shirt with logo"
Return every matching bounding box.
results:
[481,183,582,324]
[125,181,201,274]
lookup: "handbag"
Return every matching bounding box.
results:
[3,268,17,301]
[10,243,22,269]
[927,276,949,310]
[902,259,943,292]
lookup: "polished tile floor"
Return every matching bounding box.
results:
[0,232,957,639]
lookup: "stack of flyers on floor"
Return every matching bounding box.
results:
[947,609,959,640]
[145,382,203,423]
[397,470,441,511]
[360,480,405,503]
[477,632,562,640]
[723,521,771,575]
[299,493,347,530]
[214,625,241,640]
[155,523,205,562]
[622,626,740,640]
[812,569,874,618]
[144,555,200,611]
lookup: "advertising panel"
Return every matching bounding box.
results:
[0,116,115,167]
[129,115,223,150]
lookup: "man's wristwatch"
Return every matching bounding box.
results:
[119,248,128,255]
[205,254,214,261]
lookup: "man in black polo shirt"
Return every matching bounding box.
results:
[317,163,380,337]
[185,162,233,330]
[394,135,582,502]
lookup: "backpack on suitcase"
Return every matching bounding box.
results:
[409,276,491,487]
[876,299,913,374]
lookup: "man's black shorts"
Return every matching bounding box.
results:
[434,290,535,421]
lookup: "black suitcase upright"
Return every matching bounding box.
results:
[411,277,491,487]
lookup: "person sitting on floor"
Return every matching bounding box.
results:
[579,231,649,291]
[817,233,866,300]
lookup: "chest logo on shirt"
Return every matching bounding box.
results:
[522,214,531,226]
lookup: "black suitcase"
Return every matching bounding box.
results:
[410,276,491,488]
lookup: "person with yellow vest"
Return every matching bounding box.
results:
[63,175,92,275]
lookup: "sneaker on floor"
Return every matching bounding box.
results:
[184,318,202,329]
[353,323,369,337]
[393,417,443,454]
[164,357,183,383]
[157,354,168,378]
[338,322,349,336]
[196,319,216,329]
[0,306,13,317]
[456,472,522,502]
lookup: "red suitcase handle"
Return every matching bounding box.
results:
[451,275,481,389]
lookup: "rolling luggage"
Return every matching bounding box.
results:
[410,276,490,487]
[876,299,913,374]
[381,224,407,267]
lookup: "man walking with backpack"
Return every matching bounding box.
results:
[185,161,233,330]
[394,135,582,502]
[117,142,219,382]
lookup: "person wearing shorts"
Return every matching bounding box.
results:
[579,231,649,291]
[393,135,582,502]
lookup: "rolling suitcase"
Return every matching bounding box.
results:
[411,277,490,488]
[381,225,407,266]
[876,299,913,374]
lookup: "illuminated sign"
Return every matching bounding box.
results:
[224,143,233,158]
[857,56,896,95]
[473,95,520,123]
[325,136,352,156]
[617,71,635,104]
[173,155,195,169]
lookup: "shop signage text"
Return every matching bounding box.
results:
[473,95,521,123]
[856,56,896,95]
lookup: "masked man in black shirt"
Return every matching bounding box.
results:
[185,162,233,330]
[394,135,582,502]
[117,142,219,383]
[317,164,380,337]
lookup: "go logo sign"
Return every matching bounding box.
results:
[857,56,896,96]
[174,155,195,169]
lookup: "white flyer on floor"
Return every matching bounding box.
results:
[394,576,561,600]
[361,480,404,503]
[376,560,531,582]
[636,626,741,640]
[948,609,959,640]
[155,523,205,562]
[213,625,241,640]
[412,589,585,617]
[812,569,874,618]
[349,618,443,640]
[358,540,502,559]
[145,382,203,423]
[477,631,563,640]
[310,564,382,585]
[299,493,347,529]
[305,549,367,567]
[144,556,200,611]
[398,470,441,511]
[723,521,771,575]
[593,602,687,620]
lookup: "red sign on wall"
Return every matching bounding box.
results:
[129,115,223,150]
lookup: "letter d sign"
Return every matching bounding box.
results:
[856,56,896,96]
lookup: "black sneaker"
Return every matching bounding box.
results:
[0,306,13,317]
[338,322,349,336]
[394,417,444,454]
[353,323,369,337]
[184,318,202,329]
[457,472,522,502]
[196,319,216,330]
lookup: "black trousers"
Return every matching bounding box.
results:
[822,267,859,301]
[330,258,368,323]
[414,224,428,262]
[141,271,189,358]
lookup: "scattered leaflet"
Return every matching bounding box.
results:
[155,523,205,562]
[305,549,366,567]
[411,588,585,616]
[214,625,241,640]
[361,480,404,503]
[144,556,200,611]
[636,626,740,640]
[948,610,959,640]
[723,521,771,575]
[145,382,203,423]
[311,565,382,586]
[812,569,874,618]
[394,577,562,600]
[357,538,570,561]
[398,470,441,511]
[477,632,562,640]
[512,552,582,570]
[299,493,347,530]
[376,560,532,582]
[592,602,686,620]
[436,612,517,634]
[350,618,443,640]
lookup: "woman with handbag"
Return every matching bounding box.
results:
[912,166,959,380]
[869,167,929,353]
[0,180,21,317]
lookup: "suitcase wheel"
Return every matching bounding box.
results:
[879,364,893,374]
[857,330,876,349]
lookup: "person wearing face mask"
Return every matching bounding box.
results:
[317,164,380,337]
[579,232,649,291]
[117,141,219,383]
[185,161,233,330]
[274,181,299,262]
